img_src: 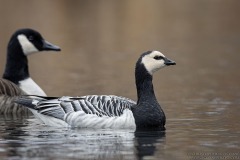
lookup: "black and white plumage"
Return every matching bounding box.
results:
[0,28,61,115]
[16,51,176,129]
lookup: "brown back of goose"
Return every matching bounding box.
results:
[0,79,30,115]
[0,79,25,96]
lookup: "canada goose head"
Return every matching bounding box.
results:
[3,28,61,86]
[9,28,61,56]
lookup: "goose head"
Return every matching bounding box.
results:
[3,28,61,85]
[9,28,61,56]
[135,50,176,101]
[140,51,176,75]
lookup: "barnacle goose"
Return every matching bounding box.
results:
[0,28,61,115]
[16,51,176,129]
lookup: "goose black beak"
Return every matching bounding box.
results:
[42,40,61,51]
[164,58,176,66]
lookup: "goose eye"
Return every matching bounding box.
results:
[154,56,163,60]
[28,36,34,41]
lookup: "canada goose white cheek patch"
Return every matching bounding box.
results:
[17,34,39,55]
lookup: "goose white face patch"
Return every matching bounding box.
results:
[141,51,166,75]
[17,34,39,55]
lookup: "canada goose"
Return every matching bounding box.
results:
[0,28,60,115]
[16,51,175,129]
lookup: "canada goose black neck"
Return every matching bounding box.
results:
[3,34,29,84]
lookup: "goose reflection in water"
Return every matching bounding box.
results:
[0,115,166,159]
[135,128,166,159]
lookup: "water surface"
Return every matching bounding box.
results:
[0,98,239,160]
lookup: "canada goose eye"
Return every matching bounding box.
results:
[28,36,34,41]
[154,56,163,60]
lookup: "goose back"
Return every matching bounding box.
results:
[0,79,30,115]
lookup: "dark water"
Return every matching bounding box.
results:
[0,0,240,159]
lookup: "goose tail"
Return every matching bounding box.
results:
[14,95,48,109]
[14,97,36,109]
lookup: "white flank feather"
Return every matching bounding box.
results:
[65,109,136,129]
[19,78,46,96]
[29,109,69,127]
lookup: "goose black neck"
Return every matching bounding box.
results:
[2,41,29,84]
[135,63,157,104]
[133,59,166,129]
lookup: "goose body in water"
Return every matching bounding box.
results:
[0,28,61,115]
[16,51,175,129]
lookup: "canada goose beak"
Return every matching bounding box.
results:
[42,40,61,51]
[164,58,176,66]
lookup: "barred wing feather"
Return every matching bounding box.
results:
[35,95,136,120]
[80,95,136,116]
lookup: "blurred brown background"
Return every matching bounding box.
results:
[0,2,240,158]
[0,0,239,103]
